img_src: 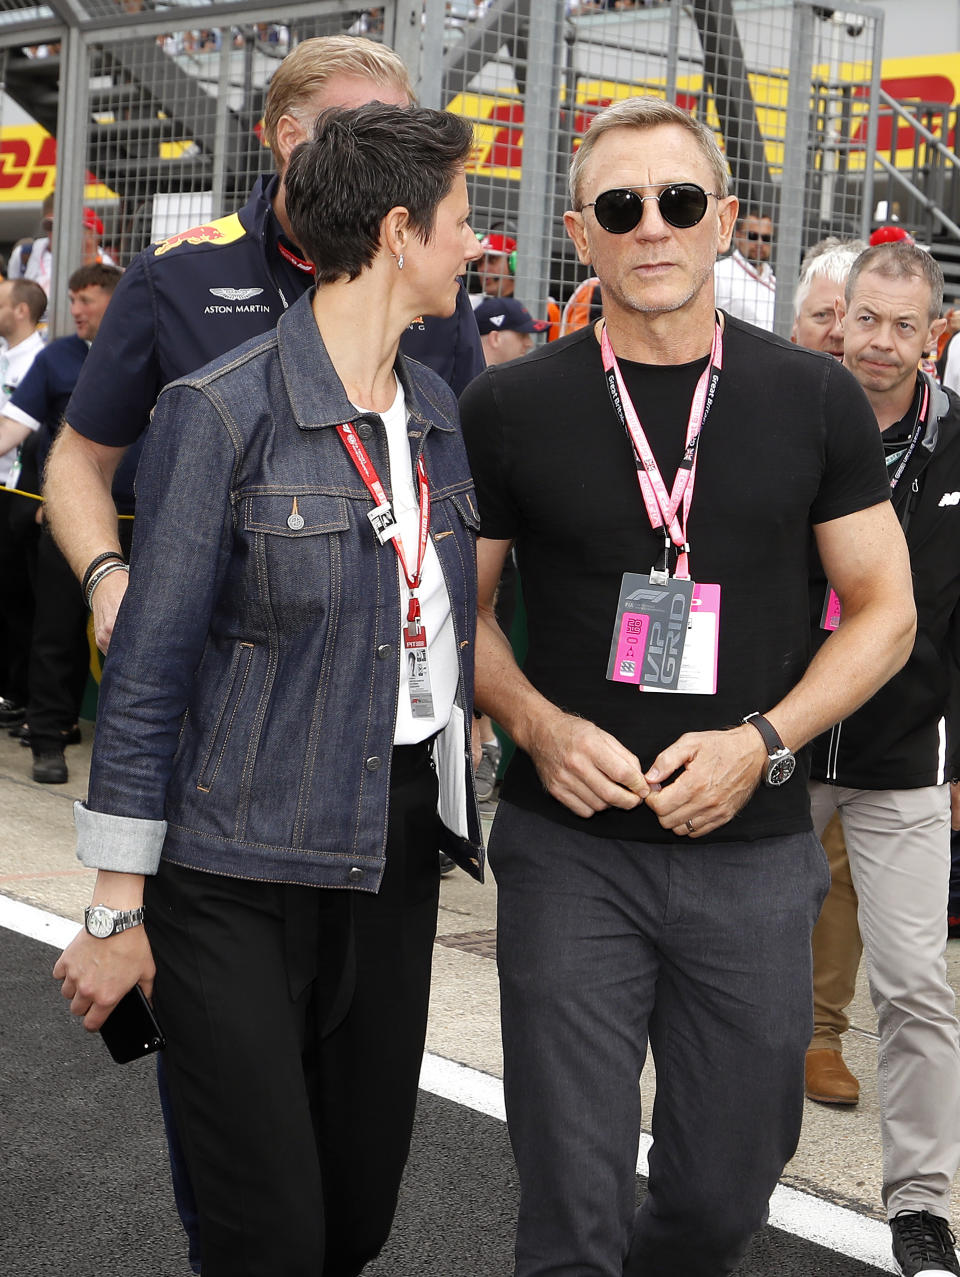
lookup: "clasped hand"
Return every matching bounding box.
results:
[528,713,766,836]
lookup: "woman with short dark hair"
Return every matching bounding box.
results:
[54,104,484,1276]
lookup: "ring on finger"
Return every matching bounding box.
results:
[685,818,695,833]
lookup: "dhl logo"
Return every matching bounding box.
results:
[0,124,115,202]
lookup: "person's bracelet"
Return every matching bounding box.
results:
[81,551,125,598]
[85,561,129,609]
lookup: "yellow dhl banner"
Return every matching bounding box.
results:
[456,52,960,183]
[2,52,960,202]
[0,122,118,204]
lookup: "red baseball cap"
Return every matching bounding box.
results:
[869,224,914,246]
[479,231,517,257]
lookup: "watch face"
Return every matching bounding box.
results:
[86,905,115,938]
[767,754,797,787]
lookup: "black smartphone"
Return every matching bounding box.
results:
[99,985,165,1064]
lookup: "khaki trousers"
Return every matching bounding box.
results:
[809,782,960,1217]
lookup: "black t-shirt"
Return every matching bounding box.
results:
[460,316,890,843]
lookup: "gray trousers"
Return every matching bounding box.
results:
[490,802,830,1277]
[809,781,960,1218]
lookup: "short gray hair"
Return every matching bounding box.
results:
[794,237,866,319]
[845,241,944,322]
[568,97,729,209]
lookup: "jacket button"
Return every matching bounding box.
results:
[376,644,393,660]
[348,866,363,882]
[357,422,373,441]
[365,756,382,771]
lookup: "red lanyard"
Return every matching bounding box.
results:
[600,319,723,580]
[336,420,431,633]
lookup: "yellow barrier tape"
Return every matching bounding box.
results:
[0,484,134,518]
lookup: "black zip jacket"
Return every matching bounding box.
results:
[810,373,960,789]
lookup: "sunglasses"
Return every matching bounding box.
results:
[582,184,720,234]
[745,231,772,242]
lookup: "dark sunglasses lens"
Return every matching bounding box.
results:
[746,231,772,242]
[594,189,644,234]
[659,184,709,228]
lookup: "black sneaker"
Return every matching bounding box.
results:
[32,749,68,785]
[0,698,26,727]
[891,1210,960,1276]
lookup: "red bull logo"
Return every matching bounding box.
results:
[154,213,245,257]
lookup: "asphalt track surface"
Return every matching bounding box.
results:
[4,925,891,1277]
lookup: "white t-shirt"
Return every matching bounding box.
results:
[355,377,458,745]
[0,329,45,486]
[714,250,776,331]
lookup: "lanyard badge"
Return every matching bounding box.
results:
[336,420,435,718]
[601,321,723,694]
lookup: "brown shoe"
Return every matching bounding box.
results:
[805,1048,859,1105]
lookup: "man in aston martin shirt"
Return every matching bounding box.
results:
[807,241,960,1277]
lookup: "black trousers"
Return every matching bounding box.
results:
[144,742,442,1277]
[0,488,35,706]
[26,528,89,751]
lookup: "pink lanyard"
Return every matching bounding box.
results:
[600,319,723,580]
[336,421,431,634]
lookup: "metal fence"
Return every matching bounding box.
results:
[0,0,897,337]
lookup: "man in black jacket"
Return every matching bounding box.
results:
[808,241,960,1277]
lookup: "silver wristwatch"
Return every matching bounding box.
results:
[84,903,145,939]
[742,712,797,787]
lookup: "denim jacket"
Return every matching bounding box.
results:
[76,291,484,890]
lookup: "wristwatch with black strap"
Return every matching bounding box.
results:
[742,712,797,787]
[84,903,145,939]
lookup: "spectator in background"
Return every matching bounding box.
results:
[714,205,776,330]
[0,263,125,784]
[472,229,518,304]
[7,192,54,282]
[475,295,547,365]
[792,237,866,358]
[807,241,960,1277]
[11,202,115,297]
[559,274,603,336]
[0,278,47,733]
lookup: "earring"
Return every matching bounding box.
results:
[397,253,404,270]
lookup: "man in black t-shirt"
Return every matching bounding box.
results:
[460,97,916,1277]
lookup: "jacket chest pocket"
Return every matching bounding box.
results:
[242,491,351,615]
[243,492,351,537]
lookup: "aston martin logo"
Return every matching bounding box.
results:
[208,287,264,302]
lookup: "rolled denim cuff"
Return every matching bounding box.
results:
[74,801,167,875]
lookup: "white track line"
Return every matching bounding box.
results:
[6,894,897,1274]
